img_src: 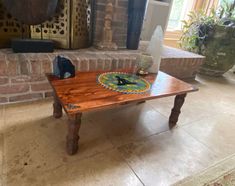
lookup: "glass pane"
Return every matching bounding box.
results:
[167,0,193,30]
[168,0,185,29]
[219,0,234,6]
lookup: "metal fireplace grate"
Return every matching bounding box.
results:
[0,1,29,48]
[31,0,91,49]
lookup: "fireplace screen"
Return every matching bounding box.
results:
[0,0,92,49]
[0,2,29,48]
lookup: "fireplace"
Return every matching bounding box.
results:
[0,0,129,50]
[0,0,137,104]
[0,0,93,49]
[31,0,93,49]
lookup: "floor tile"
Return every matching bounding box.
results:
[0,105,5,133]
[0,134,3,186]
[197,72,235,87]
[182,113,235,158]
[148,92,215,126]
[89,103,170,147]
[3,102,114,181]
[5,149,143,186]
[4,99,52,114]
[118,128,219,186]
[1,71,235,186]
[149,74,235,126]
[3,100,53,133]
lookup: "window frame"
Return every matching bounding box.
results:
[164,0,219,48]
[167,0,195,31]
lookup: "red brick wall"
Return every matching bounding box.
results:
[0,49,138,104]
[93,0,128,48]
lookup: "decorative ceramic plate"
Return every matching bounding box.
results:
[98,72,151,94]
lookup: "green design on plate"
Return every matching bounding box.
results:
[98,72,151,94]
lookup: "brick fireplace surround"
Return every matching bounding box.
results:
[0,45,204,105]
[0,0,204,105]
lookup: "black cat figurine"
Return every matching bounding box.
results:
[115,76,137,86]
[53,55,75,79]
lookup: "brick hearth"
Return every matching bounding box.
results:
[0,48,138,104]
[0,46,204,104]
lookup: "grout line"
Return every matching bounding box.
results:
[180,126,220,156]
[175,153,235,185]
[201,152,235,170]
[177,116,209,128]
[146,101,170,119]
[118,151,146,186]
[84,115,117,149]
[86,102,176,149]
[1,105,5,185]
[86,106,171,149]
[147,100,215,128]
[0,134,3,186]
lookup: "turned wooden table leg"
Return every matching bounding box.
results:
[137,101,146,105]
[67,113,82,155]
[169,93,187,129]
[53,95,62,118]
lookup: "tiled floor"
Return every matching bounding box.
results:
[0,71,235,186]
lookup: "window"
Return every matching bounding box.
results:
[164,0,226,48]
[219,0,234,6]
[167,0,194,30]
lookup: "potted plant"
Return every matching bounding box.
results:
[180,1,235,76]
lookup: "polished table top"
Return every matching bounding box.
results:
[47,70,198,115]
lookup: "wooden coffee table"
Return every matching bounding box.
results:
[47,70,198,155]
